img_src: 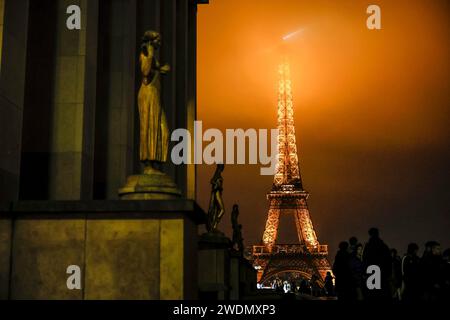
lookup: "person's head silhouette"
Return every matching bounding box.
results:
[368,227,379,238]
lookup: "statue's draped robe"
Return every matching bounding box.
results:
[138,48,168,163]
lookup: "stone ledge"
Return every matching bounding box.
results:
[0,200,207,224]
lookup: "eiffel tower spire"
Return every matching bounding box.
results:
[273,60,302,189]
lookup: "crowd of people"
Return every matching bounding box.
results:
[271,276,322,296]
[331,227,450,301]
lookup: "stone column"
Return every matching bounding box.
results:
[47,0,98,199]
[0,0,5,72]
[93,0,137,199]
[161,0,177,185]
[19,0,98,200]
[174,0,198,200]
[186,0,198,201]
[0,0,29,202]
[0,0,30,299]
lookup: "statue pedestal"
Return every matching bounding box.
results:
[2,200,205,299]
[229,250,258,300]
[197,232,231,300]
[118,166,181,200]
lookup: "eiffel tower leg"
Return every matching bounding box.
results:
[262,207,280,250]
[255,257,269,283]
[294,208,305,244]
[294,207,319,248]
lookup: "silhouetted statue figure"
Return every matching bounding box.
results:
[324,271,335,297]
[421,241,443,301]
[231,204,244,253]
[362,227,392,301]
[390,248,402,300]
[401,242,421,301]
[138,31,170,167]
[333,241,352,301]
[231,204,239,234]
[206,164,225,233]
[349,243,364,300]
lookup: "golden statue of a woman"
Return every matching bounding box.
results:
[139,31,170,166]
[118,31,180,200]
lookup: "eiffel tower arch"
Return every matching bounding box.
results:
[249,61,332,288]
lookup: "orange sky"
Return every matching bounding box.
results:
[196,0,450,256]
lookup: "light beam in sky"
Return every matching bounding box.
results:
[282,28,304,41]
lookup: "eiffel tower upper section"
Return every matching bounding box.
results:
[273,60,302,191]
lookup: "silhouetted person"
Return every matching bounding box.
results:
[390,248,402,300]
[442,249,450,301]
[310,275,321,297]
[422,241,435,259]
[333,241,352,300]
[421,241,443,301]
[349,243,364,300]
[306,280,312,295]
[290,280,296,294]
[299,279,308,294]
[283,280,291,294]
[362,227,392,301]
[274,278,283,293]
[324,271,335,297]
[349,236,358,255]
[401,243,421,301]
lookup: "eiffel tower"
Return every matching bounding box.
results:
[250,61,331,287]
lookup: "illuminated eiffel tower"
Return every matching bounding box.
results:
[250,61,331,287]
